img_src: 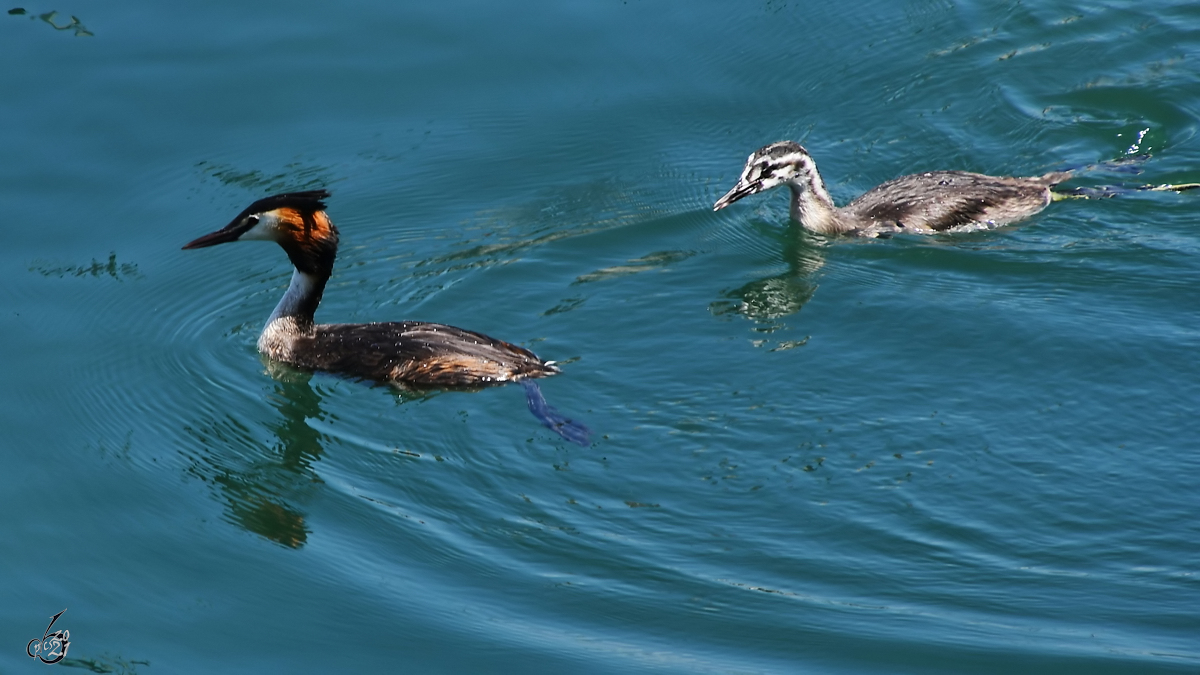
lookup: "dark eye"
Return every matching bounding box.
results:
[246,215,260,226]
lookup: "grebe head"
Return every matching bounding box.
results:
[713,141,813,211]
[183,189,339,275]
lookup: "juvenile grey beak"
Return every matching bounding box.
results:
[713,181,761,211]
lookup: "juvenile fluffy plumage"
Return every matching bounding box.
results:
[714,141,1070,237]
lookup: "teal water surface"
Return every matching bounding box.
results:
[4,1,1200,673]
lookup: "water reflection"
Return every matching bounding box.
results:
[29,252,141,281]
[186,352,585,545]
[185,366,328,549]
[573,250,697,285]
[710,222,827,343]
[7,8,92,36]
[60,653,150,675]
[195,160,335,193]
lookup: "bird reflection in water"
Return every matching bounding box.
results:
[185,364,331,548]
[709,222,827,347]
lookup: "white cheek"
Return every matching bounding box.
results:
[240,218,278,241]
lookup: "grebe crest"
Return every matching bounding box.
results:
[714,141,1072,237]
[185,190,338,273]
[183,190,339,356]
[183,190,589,445]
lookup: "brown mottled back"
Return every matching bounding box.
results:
[286,321,559,388]
[844,170,1069,233]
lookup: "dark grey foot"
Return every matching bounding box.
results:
[521,380,591,446]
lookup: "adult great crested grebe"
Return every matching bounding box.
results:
[183,190,589,445]
[714,141,1198,237]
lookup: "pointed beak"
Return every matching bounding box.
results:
[713,180,761,211]
[182,224,243,250]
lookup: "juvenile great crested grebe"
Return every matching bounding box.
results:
[715,142,1200,236]
[714,141,1077,237]
[183,190,589,445]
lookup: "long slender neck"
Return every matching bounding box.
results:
[266,268,329,330]
[257,268,329,358]
[786,155,847,234]
[258,228,336,357]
